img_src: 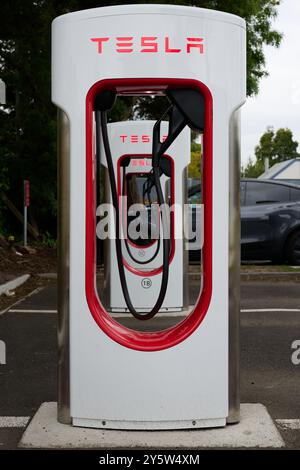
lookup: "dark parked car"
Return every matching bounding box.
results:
[241,179,300,264]
[188,179,300,264]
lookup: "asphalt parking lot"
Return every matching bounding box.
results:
[0,280,299,449]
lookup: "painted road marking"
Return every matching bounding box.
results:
[0,417,29,428]
[9,309,57,314]
[242,309,300,313]
[276,419,300,430]
[7,308,300,316]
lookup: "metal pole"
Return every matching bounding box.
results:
[227,109,241,424]
[57,109,71,424]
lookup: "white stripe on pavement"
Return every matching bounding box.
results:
[8,309,57,314]
[0,416,29,428]
[276,419,300,430]
[7,308,300,316]
[241,308,300,313]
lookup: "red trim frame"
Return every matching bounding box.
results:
[117,153,175,276]
[86,78,213,352]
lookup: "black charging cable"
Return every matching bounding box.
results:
[94,88,205,320]
[95,104,170,320]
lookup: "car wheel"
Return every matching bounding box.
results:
[285,230,300,265]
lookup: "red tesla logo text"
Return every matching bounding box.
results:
[90,37,204,54]
[132,159,151,167]
[119,135,167,143]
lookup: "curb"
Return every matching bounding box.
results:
[0,274,30,296]
[37,273,57,280]
[241,272,300,282]
[189,272,300,282]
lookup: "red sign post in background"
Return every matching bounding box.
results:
[23,180,30,245]
[24,180,30,207]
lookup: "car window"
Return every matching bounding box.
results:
[245,181,290,206]
[290,187,300,202]
[189,191,201,205]
[188,185,202,204]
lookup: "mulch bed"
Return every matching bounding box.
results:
[0,246,57,313]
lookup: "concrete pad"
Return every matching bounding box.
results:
[19,402,284,449]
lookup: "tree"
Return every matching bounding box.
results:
[188,142,202,179]
[255,127,299,165]
[242,127,300,178]
[0,0,282,236]
[0,2,61,235]
[241,157,264,179]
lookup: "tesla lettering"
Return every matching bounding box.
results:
[90,37,204,54]
[119,135,167,143]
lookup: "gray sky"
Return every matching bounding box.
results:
[241,0,300,165]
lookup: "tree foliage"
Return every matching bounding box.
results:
[242,127,300,178]
[241,157,265,179]
[255,127,299,165]
[188,141,202,179]
[0,0,282,236]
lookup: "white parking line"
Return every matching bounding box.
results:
[9,309,57,314]
[7,308,300,315]
[276,419,300,430]
[0,416,29,428]
[242,309,300,313]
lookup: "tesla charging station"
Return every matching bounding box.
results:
[101,120,190,313]
[53,5,246,429]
